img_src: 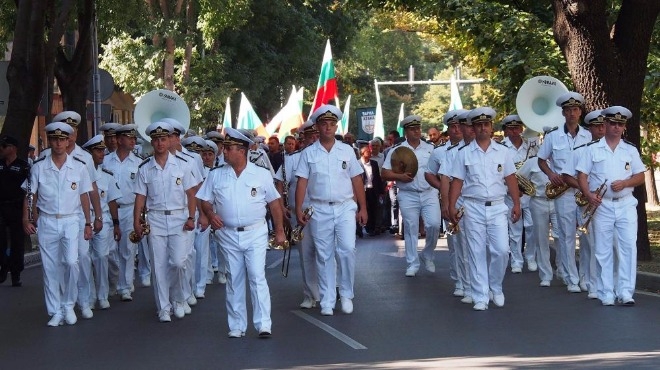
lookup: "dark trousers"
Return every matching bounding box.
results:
[364,188,381,234]
[0,201,26,275]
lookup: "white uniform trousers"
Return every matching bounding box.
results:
[577,205,598,294]
[529,197,555,282]
[108,234,120,293]
[90,220,113,302]
[291,215,319,301]
[506,195,533,269]
[117,205,137,294]
[593,195,637,303]
[447,200,470,295]
[193,225,211,296]
[147,214,192,313]
[553,189,580,285]
[37,214,80,316]
[137,238,151,281]
[209,232,227,279]
[76,217,93,309]
[216,223,271,333]
[463,200,509,305]
[183,226,196,300]
[310,200,357,311]
[397,189,441,271]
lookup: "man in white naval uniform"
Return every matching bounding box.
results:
[295,105,367,316]
[537,92,592,293]
[204,131,226,283]
[500,115,537,273]
[99,122,121,154]
[577,106,645,306]
[23,122,93,326]
[198,127,286,338]
[448,107,521,311]
[274,119,320,309]
[382,115,441,277]
[103,124,143,301]
[133,121,198,322]
[562,110,606,297]
[46,111,103,320]
[82,135,122,310]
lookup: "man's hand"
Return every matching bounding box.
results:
[113,225,121,241]
[356,207,368,226]
[548,172,564,186]
[208,212,224,230]
[610,180,625,193]
[510,204,521,223]
[23,220,36,235]
[197,213,209,231]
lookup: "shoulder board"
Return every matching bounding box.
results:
[32,157,46,165]
[175,155,188,162]
[73,156,86,165]
[181,151,194,158]
[252,150,264,158]
[392,142,402,149]
[446,143,460,151]
[573,143,588,150]
[287,149,301,156]
[102,167,114,176]
[496,141,508,147]
[435,142,447,148]
[209,164,225,172]
[623,139,637,148]
[587,139,600,146]
[527,155,537,159]
[545,126,559,134]
[138,158,151,168]
[458,143,469,151]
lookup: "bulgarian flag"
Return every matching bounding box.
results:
[310,39,339,114]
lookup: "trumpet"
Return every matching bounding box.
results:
[291,206,313,242]
[447,206,464,235]
[129,208,151,243]
[545,182,569,199]
[574,190,589,207]
[516,173,536,196]
[577,180,607,236]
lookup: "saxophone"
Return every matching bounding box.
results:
[26,176,35,225]
[545,182,570,199]
[516,173,536,196]
[447,206,464,235]
[281,151,289,209]
[574,190,589,207]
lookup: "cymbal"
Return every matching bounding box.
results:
[390,146,418,178]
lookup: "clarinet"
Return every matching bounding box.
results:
[281,150,289,209]
[26,175,35,226]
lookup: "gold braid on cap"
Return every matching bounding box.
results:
[561,97,582,107]
[63,117,79,126]
[223,136,249,147]
[149,126,169,137]
[317,111,338,121]
[606,112,627,122]
[589,115,605,124]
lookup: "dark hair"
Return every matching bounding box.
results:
[388,130,400,138]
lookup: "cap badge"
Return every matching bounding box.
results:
[71,182,77,190]
[614,113,623,120]
[55,129,62,136]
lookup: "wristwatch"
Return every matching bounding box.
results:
[95,216,103,222]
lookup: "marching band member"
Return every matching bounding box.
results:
[205,131,226,282]
[576,106,645,306]
[562,110,606,297]
[274,120,320,309]
[99,122,121,154]
[103,124,143,301]
[382,115,441,277]
[501,115,537,273]
[537,92,591,293]
[206,131,226,168]
[44,111,103,320]
[448,107,521,311]
[429,110,467,297]
[198,127,286,337]
[23,122,93,326]
[516,153,554,286]
[82,135,122,310]
[295,105,367,316]
[133,121,198,322]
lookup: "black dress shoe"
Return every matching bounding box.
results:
[0,268,7,284]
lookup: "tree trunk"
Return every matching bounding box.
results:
[552,0,660,261]
[54,0,94,144]
[2,0,49,160]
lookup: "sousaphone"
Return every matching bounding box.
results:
[390,146,418,178]
[516,76,569,134]
[134,89,191,142]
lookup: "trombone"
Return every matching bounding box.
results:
[447,206,464,235]
[577,180,607,236]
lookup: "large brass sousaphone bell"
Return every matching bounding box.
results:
[390,146,418,178]
[134,89,191,155]
[516,76,569,134]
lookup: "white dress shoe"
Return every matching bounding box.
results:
[64,309,77,325]
[460,296,473,304]
[141,277,151,287]
[419,254,435,273]
[187,296,197,306]
[321,307,333,316]
[47,314,64,327]
[511,266,522,274]
[98,299,111,309]
[173,302,185,318]
[567,284,581,293]
[473,302,488,311]
[405,267,418,277]
[527,261,538,272]
[453,288,465,297]
[228,330,245,338]
[81,307,94,319]
[158,310,171,323]
[492,293,505,307]
[341,298,353,314]
[299,297,316,309]
[120,292,133,302]
[217,273,227,284]
[183,301,192,315]
[540,280,551,287]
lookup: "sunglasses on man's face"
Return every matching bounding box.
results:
[608,122,627,128]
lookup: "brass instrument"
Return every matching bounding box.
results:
[574,190,589,207]
[268,218,292,250]
[26,177,35,227]
[516,173,536,196]
[129,208,151,243]
[281,206,314,277]
[447,206,464,235]
[545,182,569,199]
[577,180,607,236]
[281,150,289,209]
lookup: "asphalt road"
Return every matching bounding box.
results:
[1,233,660,369]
